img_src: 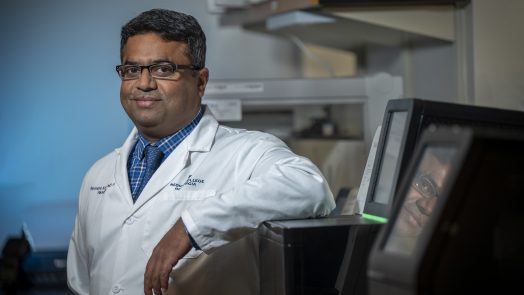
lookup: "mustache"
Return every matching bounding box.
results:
[127,92,161,101]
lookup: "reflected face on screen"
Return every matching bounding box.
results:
[396,152,449,236]
[385,146,455,255]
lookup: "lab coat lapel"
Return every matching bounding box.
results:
[132,139,191,208]
[114,128,139,208]
[132,109,219,209]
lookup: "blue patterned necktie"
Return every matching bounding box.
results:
[133,145,163,202]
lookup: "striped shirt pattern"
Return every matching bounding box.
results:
[127,107,205,199]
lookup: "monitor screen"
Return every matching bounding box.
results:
[372,111,408,205]
[383,145,456,255]
[363,99,416,219]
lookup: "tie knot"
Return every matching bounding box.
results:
[144,145,163,167]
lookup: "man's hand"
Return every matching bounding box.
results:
[144,218,192,295]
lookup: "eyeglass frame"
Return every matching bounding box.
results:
[115,62,201,81]
[411,172,440,200]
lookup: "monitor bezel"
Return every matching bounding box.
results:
[364,99,422,219]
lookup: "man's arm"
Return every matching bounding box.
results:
[184,134,335,252]
[67,214,90,294]
[143,218,191,295]
[67,175,92,295]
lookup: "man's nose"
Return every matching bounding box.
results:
[136,68,157,90]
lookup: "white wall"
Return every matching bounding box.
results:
[469,0,524,110]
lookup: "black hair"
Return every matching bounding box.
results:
[120,9,206,69]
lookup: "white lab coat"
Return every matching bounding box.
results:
[67,109,335,295]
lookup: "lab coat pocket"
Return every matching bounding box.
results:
[141,190,216,257]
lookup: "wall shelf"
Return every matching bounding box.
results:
[219,0,462,51]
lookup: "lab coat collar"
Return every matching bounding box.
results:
[114,107,220,211]
[186,106,219,153]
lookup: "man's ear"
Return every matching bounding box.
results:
[197,68,209,98]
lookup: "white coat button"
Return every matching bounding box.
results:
[125,217,135,225]
[112,285,121,293]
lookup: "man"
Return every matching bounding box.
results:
[67,8,334,295]
[385,146,454,254]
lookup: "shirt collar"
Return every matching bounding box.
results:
[135,106,205,159]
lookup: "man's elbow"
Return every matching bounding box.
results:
[302,174,336,217]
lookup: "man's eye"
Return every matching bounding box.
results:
[419,177,438,198]
[125,67,140,74]
[420,179,432,194]
[153,65,174,75]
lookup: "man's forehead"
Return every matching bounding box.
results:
[124,33,187,49]
[122,34,189,63]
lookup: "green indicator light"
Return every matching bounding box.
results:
[362,213,388,224]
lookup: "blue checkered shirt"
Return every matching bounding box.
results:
[127,107,204,199]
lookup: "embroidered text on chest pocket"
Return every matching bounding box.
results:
[160,189,216,201]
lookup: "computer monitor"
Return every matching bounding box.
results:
[364,98,524,221]
[368,126,524,295]
[258,99,524,295]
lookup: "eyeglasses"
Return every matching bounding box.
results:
[115,62,200,81]
[411,172,440,199]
